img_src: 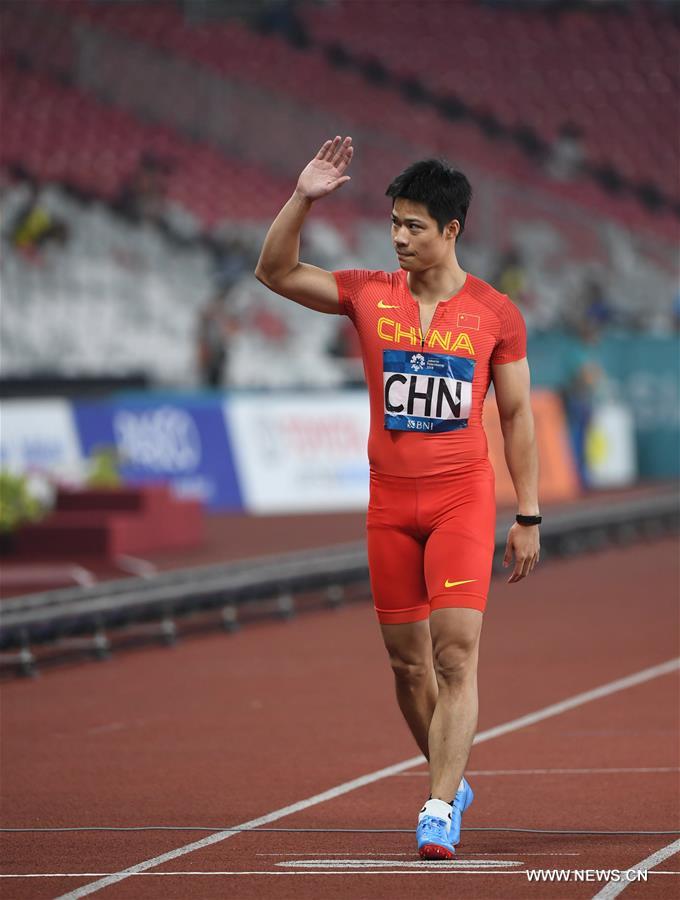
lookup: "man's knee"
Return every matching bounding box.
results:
[386,649,432,687]
[433,639,478,686]
[381,621,433,688]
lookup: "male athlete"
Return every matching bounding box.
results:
[255,136,540,859]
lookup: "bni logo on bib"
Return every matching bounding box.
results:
[382,350,474,433]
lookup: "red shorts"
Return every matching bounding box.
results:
[367,462,496,625]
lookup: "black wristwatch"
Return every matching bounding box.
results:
[516,514,542,526]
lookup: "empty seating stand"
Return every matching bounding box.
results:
[2,0,676,236]
[302,0,678,203]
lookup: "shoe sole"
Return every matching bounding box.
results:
[419,843,455,860]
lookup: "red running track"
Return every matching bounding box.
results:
[1,537,678,899]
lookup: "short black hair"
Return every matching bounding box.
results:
[385,159,472,237]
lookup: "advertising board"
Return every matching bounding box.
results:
[0,398,83,480]
[225,392,370,513]
[73,397,242,511]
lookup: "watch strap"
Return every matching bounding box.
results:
[516,514,542,526]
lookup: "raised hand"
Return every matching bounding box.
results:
[296,136,354,201]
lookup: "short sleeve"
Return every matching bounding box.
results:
[491,298,527,364]
[333,269,376,322]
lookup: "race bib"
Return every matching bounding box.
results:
[383,350,474,433]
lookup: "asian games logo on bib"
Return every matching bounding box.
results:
[410,353,425,372]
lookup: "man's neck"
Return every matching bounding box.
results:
[407,260,467,305]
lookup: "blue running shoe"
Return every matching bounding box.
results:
[416,815,455,860]
[450,777,474,846]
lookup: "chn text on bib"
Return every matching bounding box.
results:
[382,349,475,433]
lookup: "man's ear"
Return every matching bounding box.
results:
[446,219,461,241]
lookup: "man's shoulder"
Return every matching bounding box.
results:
[334,268,401,306]
[465,273,510,311]
[465,273,523,329]
[335,268,396,284]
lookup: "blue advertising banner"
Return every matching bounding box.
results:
[73,395,243,511]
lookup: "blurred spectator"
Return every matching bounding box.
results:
[197,287,238,388]
[560,319,605,489]
[7,183,70,261]
[563,274,614,331]
[546,122,586,181]
[328,317,364,386]
[211,236,251,290]
[581,276,613,328]
[493,247,537,321]
[114,153,173,225]
[256,0,309,46]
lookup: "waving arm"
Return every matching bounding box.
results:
[255,136,354,314]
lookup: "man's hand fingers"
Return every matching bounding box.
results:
[328,136,342,161]
[332,137,353,167]
[329,175,351,192]
[505,524,540,582]
[507,556,524,582]
[316,139,332,160]
[508,554,533,583]
[338,143,354,171]
[318,136,341,162]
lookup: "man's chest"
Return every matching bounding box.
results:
[363,301,496,364]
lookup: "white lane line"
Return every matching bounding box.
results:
[473,659,678,746]
[278,859,521,868]
[55,656,680,900]
[591,838,680,899]
[397,767,680,777]
[12,868,680,880]
[71,566,97,587]
[1,871,584,878]
[257,852,581,857]
[115,556,157,578]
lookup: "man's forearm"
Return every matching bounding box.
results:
[500,405,540,514]
[255,190,312,284]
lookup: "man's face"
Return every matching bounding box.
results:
[390,198,459,272]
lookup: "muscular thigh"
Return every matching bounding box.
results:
[368,526,429,624]
[422,466,496,613]
[367,473,430,625]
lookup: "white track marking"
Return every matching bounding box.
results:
[55,656,680,900]
[71,566,97,587]
[115,556,157,578]
[257,852,581,857]
[4,870,679,879]
[1,870,597,878]
[591,838,680,899]
[472,659,678,745]
[398,767,680,777]
[278,859,521,868]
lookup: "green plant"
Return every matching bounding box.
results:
[87,446,122,488]
[0,471,45,533]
